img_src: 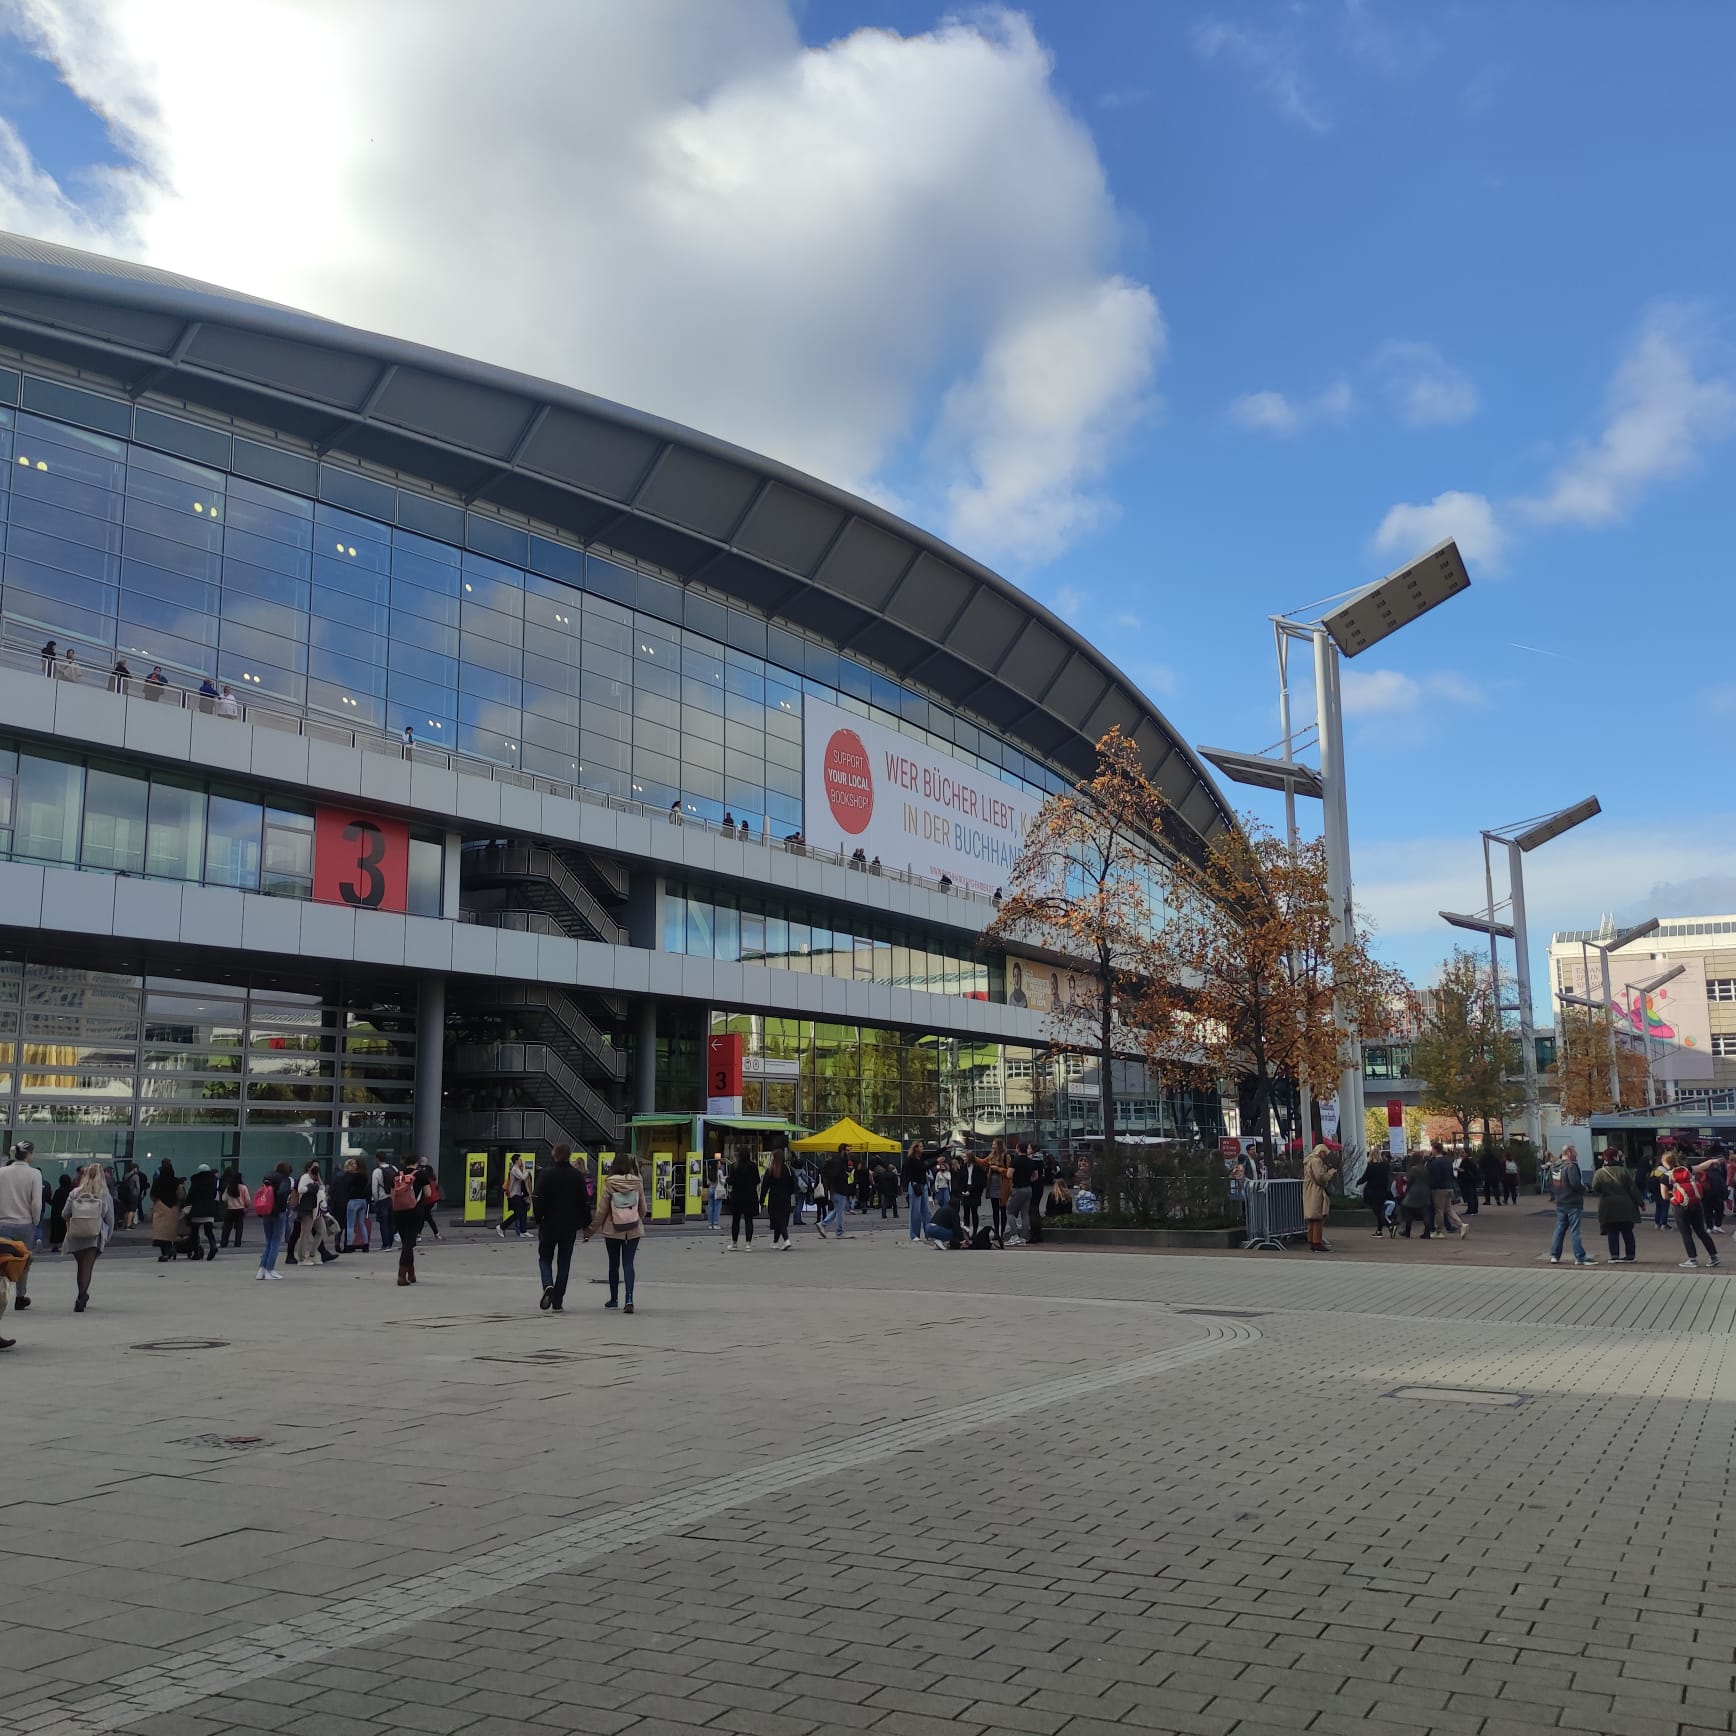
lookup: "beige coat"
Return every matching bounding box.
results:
[596,1170,648,1240]
[1302,1151,1337,1220]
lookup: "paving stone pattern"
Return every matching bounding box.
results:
[4,1221,1735,1735]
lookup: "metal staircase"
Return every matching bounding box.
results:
[462,842,626,945]
[453,1040,623,1150]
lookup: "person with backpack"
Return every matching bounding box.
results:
[218,1167,250,1247]
[724,1151,759,1250]
[500,1154,532,1240]
[371,1150,398,1250]
[1546,1146,1595,1266]
[255,1162,293,1280]
[759,1149,798,1251]
[535,1144,590,1312]
[592,1153,647,1312]
[1669,1144,1723,1269]
[62,1164,114,1313]
[184,1165,220,1261]
[391,1158,427,1285]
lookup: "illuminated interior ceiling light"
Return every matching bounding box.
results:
[35,460,45,469]
[464,582,472,592]
[14,456,24,465]
[193,503,203,514]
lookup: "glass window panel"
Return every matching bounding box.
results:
[634,625,680,670]
[523,584,581,642]
[312,554,390,601]
[581,602,632,651]
[521,649,582,697]
[521,743,579,782]
[457,663,521,707]
[218,591,305,642]
[389,609,458,656]
[262,808,314,880]
[217,653,304,706]
[82,766,149,873]
[313,504,392,568]
[222,559,309,612]
[682,734,724,774]
[457,691,520,733]
[713,901,740,963]
[122,525,222,582]
[11,429,125,490]
[766,762,801,799]
[458,629,521,676]
[5,523,122,585]
[634,718,679,757]
[391,579,461,629]
[579,731,630,773]
[393,526,460,566]
[223,501,313,560]
[681,683,724,719]
[10,465,124,523]
[724,777,764,814]
[454,722,517,764]
[580,701,631,743]
[385,670,457,724]
[523,682,581,728]
[307,677,384,728]
[116,617,217,678]
[458,563,523,616]
[633,688,678,728]
[205,794,262,890]
[632,747,680,788]
[520,711,579,756]
[125,458,224,518]
[388,639,458,688]
[119,561,220,618]
[787,920,811,973]
[222,524,312,578]
[5,557,119,617]
[391,548,462,598]
[685,892,714,957]
[221,618,308,675]
[310,584,389,637]
[15,752,83,864]
[3,493,123,558]
[407,836,442,918]
[459,602,522,650]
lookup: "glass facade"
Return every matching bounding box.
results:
[0,387,1070,836]
[0,955,417,1168]
[0,742,444,912]
[711,1013,1225,1149]
[661,877,990,997]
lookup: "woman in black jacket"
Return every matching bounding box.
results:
[184,1165,220,1261]
[48,1173,73,1250]
[1361,1154,1393,1238]
[726,1152,759,1250]
[759,1150,798,1251]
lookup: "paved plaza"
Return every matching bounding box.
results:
[5,1219,1736,1736]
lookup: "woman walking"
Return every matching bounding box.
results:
[391,1158,426,1285]
[1361,1150,1393,1238]
[62,1164,113,1312]
[760,1149,797,1250]
[1303,1142,1338,1253]
[593,1153,647,1312]
[149,1162,183,1261]
[184,1165,219,1261]
[1592,1152,1641,1263]
[498,1153,531,1240]
[255,1162,293,1279]
[218,1167,250,1247]
[339,1157,371,1251]
[725,1151,758,1250]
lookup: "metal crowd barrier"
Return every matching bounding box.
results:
[1242,1177,1304,1250]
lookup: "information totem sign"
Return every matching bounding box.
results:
[706,1033,744,1116]
[463,1152,488,1222]
[652,1155,674,1220]
[684,1155,704,1218]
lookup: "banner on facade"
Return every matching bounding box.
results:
[1005,954,1100,1017]
[313,807,410,912]
[1560,954,1713,1082]
[801,695,1045,897]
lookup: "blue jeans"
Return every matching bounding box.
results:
[606,1235,638,1304]
[822,1193,847,1235]
[908,1188,930,1240]
[1550,1206,1587,1262]
[345,1199,370,1246]
[1654,1194,1671,1228]
[259,1211,287,1271]
[933,1184,950,1210]
[374,1199,395,1249]
[924,1223,954,1249]
[706,1195,721,1228]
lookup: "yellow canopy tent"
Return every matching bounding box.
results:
[788,1116,901,1154]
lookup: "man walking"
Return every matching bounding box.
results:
[1547,1144,1597,1266]
[371,1150,397,1251]
[817,1147,851,1238]
[0,1141,43,1312]
[536,1145,590,1311]
[1427,1141,1467,1240]
[902,1140,930,1243]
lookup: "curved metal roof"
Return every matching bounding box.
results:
[0,230,1236,860]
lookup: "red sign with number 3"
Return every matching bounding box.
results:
[314,808,410,913]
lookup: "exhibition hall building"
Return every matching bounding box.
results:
[0,231,1237,1185]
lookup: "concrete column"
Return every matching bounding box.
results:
[414,974,446,1162]
[634,999,657,1117]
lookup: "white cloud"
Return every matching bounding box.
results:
[1227,378,1352,436]
[1193,18,1326,133]
[1053,585,1086,622]
[1140,663,1180,701]
[1373,490,1506,570]
[1520,302,1736,527]
[1372,340,1479,427]
[0,1,1157,566]
[1339,668,1485,717]
[1114,611,1142,630]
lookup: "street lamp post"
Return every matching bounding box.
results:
[1575,918,1662,1104]
[1204,538,1472,1183]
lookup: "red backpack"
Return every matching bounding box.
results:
[1671,1166,1702,1209]
[390,1171,417,1212]
[254,1179,276,1217]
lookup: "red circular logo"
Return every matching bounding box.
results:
[822,728,873,834]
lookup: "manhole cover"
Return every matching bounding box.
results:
[1175,1307,1267,1318]
[169,1433,269,1450]
[1386,1385,1531,1408]
[130,1339,230,1352]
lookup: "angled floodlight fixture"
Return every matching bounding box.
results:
[1320,538,1471,658]
[1632,964,1686,997]
[1556,992,1604,1011]
[1492,796,1602,854]
[1440,909,1517,940]
[1198,746,1324,800]
[1609,917,1661,951]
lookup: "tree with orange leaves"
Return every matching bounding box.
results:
[1138,818,1410,1156]
[983,727,1170,1207]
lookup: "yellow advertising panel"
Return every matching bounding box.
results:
[684,1154,704,1217]
[652,1154,674,1220]
[463,1152,488,1222]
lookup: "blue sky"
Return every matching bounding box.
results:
[1,0,1732,991]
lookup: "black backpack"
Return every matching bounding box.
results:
[970,1225,993,1251]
